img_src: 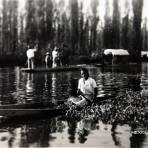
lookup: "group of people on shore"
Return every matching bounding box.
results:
[26,45,63,69]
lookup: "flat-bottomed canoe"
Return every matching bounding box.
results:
[0,94,114,118]
[21,65,86,73]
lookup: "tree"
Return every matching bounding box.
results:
[36,0,46,48]
[1,0,18,55]
[78,2,84,55]
[90,0,99,53]
[121,0,130,50]
[142,18,148,51]
[121,14,129,50]
[112,0,120,48]
[25,0,38,45]
[70,0,79,54]
[45,0,54,44]
[103,0,112,48]
[18,13,26,55]
[132,0,143,62]
[2,0,9,54]
[83,19,90,55]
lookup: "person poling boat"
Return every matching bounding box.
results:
[68,68,98,107]
[26,45,37,69]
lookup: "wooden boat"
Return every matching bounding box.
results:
[0,94,114,118]
[0,103,68,118]
[0,101,67,118]
[21,64,86,73]
[94,64,103,67]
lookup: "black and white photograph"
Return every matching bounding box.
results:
[0,0,148,147]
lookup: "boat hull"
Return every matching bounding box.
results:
[0,108,67,118]
[0,94,114,118]
[21,65,86,73]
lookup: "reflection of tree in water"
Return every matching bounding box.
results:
[19,120,51,147]
[127,75,141,91]
[0,117,66,147]
[111,122,121,146]
[77,118,93,144]
[8,129,16,148]
[130,134,146,148]
[51,72,74,102]
[78,128,89,143]
[67,119,77,143]
[130,123,146,148]
[17,117,65,147]
[42,73,52,101]
[51,73,57,104]
[26,73,35,101]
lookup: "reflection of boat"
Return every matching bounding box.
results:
[21,65,86,73]
[0,94,114,118]
[26,73,34,100]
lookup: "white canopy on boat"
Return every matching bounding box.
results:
[104,49,129,56]
[141,51,148,57]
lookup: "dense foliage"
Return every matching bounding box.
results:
[0,0,146,63]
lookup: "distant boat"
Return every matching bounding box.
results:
[21,64,87,73]
[103,49,130,65]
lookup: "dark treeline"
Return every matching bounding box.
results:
[0,0,146,64]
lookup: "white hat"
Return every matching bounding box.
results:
[46,52,50,55]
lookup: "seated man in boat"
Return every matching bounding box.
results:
[68,68,98,107]
[26,45,37,69]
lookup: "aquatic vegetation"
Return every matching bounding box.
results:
[65,90,148,129]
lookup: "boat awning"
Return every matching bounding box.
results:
[104,49,129,56]
[141,51,148,57]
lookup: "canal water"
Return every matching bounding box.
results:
[0,63,148,148]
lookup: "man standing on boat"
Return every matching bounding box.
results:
[45,52,52,68]
[52,46,60,68]
[68,68,98,106]
[26,45,37,69]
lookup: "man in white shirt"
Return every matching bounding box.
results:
[26,45,37,69]
[52,46,59,68]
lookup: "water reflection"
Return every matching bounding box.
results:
[0,117,67,148]
[42,73,50,101]
[0,64,148,147]
[140,63,148,97]
[51,73,57,104]
[25,73,35,102]
[77,118,92,143]
[67,119,77,143]
[102,64,141,75]
[130,134,146,148]
[111,123,121,146]
[0,114,147,147]
[20,120,51,147]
